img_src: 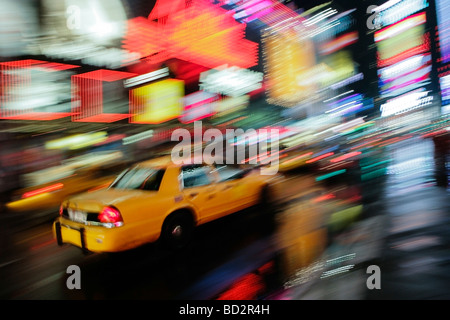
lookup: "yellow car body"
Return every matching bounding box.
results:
[53,157,276,253]
[6,171,115,215]
[5,151,126,215]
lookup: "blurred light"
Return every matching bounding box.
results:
[376,0,429,27]
[323,90,354,103]
[129,79,184,124]
[372,0,402,12]
[22,183,64,199]
[380,89,433,117]
[436,0,450,64]
[180,91,218,124]
[379,54,430,80]
[374,11,426,43]
[312,193,336,203]
[122,130,154,145]
[123,68,170,88]
[330,73,363,90]
[199,66,263,97]
[320,264,354,278]
[45,132,108,150]
[124,0,259,69]
[0,60,79,120]
[319,31,358,55]
[377,32,430,68]
[315,169,346,181]
[71,70,136,123]
[306,152,334,164]
[262,23,316,107]
[330,151,361,163]
[232,0,274,22]
[282,152,313,165]
[303,8,337,26]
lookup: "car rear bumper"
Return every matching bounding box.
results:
[53,217,134,253]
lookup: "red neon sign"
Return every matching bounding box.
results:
[71,69,137,123]
[122,0,259,69]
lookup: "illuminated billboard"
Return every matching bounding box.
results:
[435,0,450,114]
[71,69,137,123]
[123,0,259,69]
[0,60,80,120]
[179,91,219,124]
[129,79,185,124]
[374,0,434,116]
[262,26,317,107]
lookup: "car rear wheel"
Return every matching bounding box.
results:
[161,212,194,251]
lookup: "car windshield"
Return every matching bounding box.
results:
[110,167,164,191]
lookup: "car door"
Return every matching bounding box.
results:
[210,165,249,215]
[180,165,221,224]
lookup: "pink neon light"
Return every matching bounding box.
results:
[330,151,362,163]
[123,0,259,69]
[306,152,335,164]
[282,152,313,165]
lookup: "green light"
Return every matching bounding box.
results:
[316,169,347,182]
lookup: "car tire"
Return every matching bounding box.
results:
[161,212,194,251]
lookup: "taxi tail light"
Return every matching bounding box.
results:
[99,206,123,227]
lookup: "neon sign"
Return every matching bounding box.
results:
[180,91,219,124]
[123,0,259,69]
[377,0,429,27]
[380,89,433,117]
[199,66,263,97]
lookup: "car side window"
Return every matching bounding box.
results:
[141,169,165,191]
[213,164,246,182]
[181,165,212,188]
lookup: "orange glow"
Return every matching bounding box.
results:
[88,182,113,193]
[22,183,64,199]
[312,193,336,203]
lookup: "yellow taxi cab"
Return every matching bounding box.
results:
[53,156,278,253]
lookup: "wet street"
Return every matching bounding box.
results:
[0,136,449,300]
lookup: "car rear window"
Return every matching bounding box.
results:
[110,167,165,191]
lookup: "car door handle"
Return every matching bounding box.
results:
[222,185,232,191]
[189,192,199,198]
